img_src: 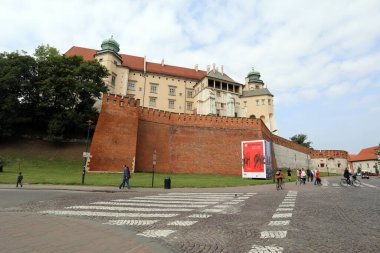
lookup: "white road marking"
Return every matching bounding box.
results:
[248,244,283,253]
[91,201,207,208]
[167,220,198,226]
[268,220,290,226]
[260,231,287,238]
[65,205,192,212]
[133,196,235,201]
[188,214,211,218]
[103,220,159,226]
[362,182,377,188]
[279,204,295,207]
[113,199,218,204]
[137,229,176,238]
[40,210,178,218]
[322,179,329,186]
[276,208,293,212]
[213,205,231,208]
[332,183,339,187]
[272,213,292,219]
[201,209,223,213]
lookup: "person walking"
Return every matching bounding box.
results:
[16,172,23,188]
[287,168,292,182]
[315,169,321,185]
[296,168,302,185]
[301,168,306,184]
[119,165,131,190]
[306,168,311,182]
[310,169,314,182]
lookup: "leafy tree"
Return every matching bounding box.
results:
[0,51,37,136]
[290,134,313,148]
[0,45,109,141]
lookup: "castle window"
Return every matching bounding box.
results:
[186,89,193,98]
[262,99,265,105]
[169,86,176,96]
[128,81,136,91]
[268,99,271,105]
[111,73,116,87]
[168,99,175,109]
[216,91,221,97]
[150,83,158,93]
[149,97,157,107]
[186,102,193,111]
[256,100,259,106]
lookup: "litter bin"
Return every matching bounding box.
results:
[0,165,3,172]
[164,177,171,189]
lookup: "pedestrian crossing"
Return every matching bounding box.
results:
[40,192,256,238]
[321,180,378,189]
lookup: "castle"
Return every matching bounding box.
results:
[66,37,349,175]
[66,36,278,133]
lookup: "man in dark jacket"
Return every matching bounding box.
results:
[343,168,351,184]
[119,165,131,190]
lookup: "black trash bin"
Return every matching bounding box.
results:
[164,177,171,189]
[0,165,3,172]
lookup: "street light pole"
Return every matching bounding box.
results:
[152,150,157,188]
[82,120,93,185]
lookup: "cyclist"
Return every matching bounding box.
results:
[275,168,284,189]
[343,168,351,185]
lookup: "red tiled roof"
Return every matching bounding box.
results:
[349,146,380,162]
[65,46,207,80]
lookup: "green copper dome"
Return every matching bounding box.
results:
[101,35,120,53]
[247,67,263,83]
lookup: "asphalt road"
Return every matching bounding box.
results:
[0,177,379,253]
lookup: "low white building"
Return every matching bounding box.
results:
[349,145,380,174]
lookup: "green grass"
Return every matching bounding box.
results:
[0,154,339,188]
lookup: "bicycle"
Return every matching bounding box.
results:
[276,178,285,190]
[340,177,361,187]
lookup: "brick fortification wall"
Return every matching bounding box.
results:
[311,150,348,159]
[89,94,274,174]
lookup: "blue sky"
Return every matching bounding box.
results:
[1,0,379,154]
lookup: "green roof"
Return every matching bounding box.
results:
[241,88,273,97]
[247,67,264,84]
[101,35,120,53]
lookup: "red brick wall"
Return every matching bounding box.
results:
[89,95,140,171]
[311,150,348,159]
[89,94,271,174]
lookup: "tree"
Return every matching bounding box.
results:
[290,134,313,148]
[33,45,109,140]
[0,51,37,136]
[0,45,109,141]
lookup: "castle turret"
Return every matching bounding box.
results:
[241,67,278,133]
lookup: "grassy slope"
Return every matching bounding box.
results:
[0,139,336,187]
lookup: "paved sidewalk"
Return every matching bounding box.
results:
[0,212,177,253]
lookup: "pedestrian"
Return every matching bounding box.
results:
[16,172,23,188]
[301,168,306,184]
[310,169,314,182]
[287,168,292,182]
[315,169,321,185]
[306,168,311,182]
[119,165,131,190]
[296,169,302,185]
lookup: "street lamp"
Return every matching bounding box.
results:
[152,150,157,188]
[82,120,93,184]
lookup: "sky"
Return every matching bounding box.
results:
[1,0,379,154]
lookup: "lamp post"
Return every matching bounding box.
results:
[82,120,93,184]
[152,150,157,188]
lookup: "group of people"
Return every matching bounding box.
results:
[296,168,322,185]
[275,167,321,186]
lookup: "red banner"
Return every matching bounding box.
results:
[243,141,264,173]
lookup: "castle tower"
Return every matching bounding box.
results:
[94,36,129,97]
[240,68,278,133]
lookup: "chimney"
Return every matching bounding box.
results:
[161,58,164,66]
[195,64,198,72]
[221,65,224,75]
[207,65,210,72]
[212,63,216,73]
[144,56,146,73]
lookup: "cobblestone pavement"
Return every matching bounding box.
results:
[1,177,379,253]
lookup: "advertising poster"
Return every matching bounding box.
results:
[241,140,272,179]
